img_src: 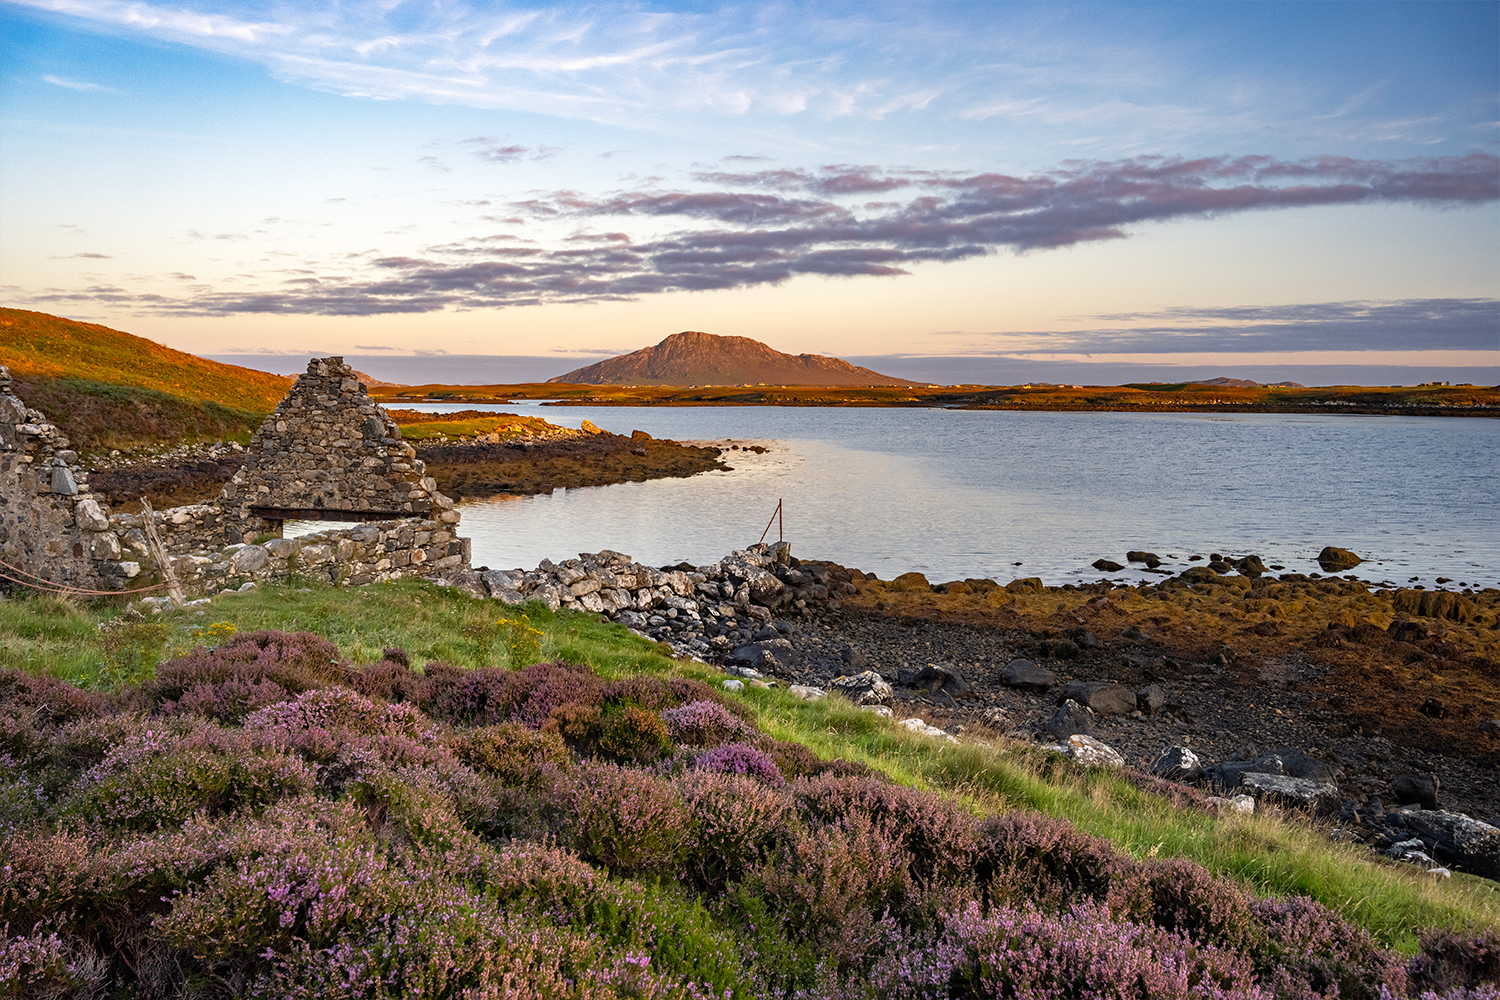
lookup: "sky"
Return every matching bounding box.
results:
[1,0,1497,386]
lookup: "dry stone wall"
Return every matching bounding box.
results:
[0,359,470,600]
[219,357,457,544]
[0,365,140,592]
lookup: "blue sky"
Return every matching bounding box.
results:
[1,0,1497,383]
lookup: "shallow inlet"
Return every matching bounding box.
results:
[295,403,1500,590]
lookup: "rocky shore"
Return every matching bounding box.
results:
[442,542,1500,884]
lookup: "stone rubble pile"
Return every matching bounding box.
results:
[468,541,857,660]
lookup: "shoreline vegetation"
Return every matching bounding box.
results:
[1,578,1498,998]
[372,380,1500,418]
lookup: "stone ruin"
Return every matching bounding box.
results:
[220,356,458,543]
[0,358,469,599]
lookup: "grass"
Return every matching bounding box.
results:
[3,578,1495,952]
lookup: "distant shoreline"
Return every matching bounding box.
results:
[370,380,1500,419]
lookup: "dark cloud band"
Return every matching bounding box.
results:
[24,153,1499,322]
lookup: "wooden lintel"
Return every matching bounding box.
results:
[248,507,408,523]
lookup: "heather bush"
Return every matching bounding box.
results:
[148,629,351,721]
[62,718,315,830]
[350,655,431,704]
[599,705,675,763]
[564,761,695,877]
[1251,894,1411,1000]
[942,899,1272,999]
[679,769,794,890]
[0,667,106,729]
[977,810,1137,911]
[1409,930,1500,995]
[448,721,570,787]
[749,808,915,967]
[508,660,608,730]
[1140,857,1258,952]
[795,772,983,889]
[0,925,106,999]
[766,738,824,780]
[663,699,757,747]
[694,742,785,787]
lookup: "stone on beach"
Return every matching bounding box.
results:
[1001,658,1055,692]
[830,670,894,706]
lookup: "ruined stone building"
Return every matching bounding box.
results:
[0,357,469,599]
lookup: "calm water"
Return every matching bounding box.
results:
[350,404,1500,588]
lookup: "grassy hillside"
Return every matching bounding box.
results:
[0,581,1495,998]
[0,308,290,452]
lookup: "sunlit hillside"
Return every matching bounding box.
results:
[0,308,292,452]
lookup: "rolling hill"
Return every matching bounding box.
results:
[549,330,925,386]
[0,308,292,452]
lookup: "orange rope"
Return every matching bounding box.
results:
[0,557,171,597]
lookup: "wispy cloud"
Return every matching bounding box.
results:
[41,73,117,92]
[13,0,1481,152]
[980,299,1500,354]
[18,152,1498,319]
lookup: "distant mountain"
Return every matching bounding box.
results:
[548,331,925,387]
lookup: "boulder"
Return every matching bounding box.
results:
[1038,638,1081,659]
[1386,619,1430,644]
[1001,658,1056,692]
[1126,550,1162,568]
[1234,555,1267,578]
[1178,566,1219,584]
[1208,754,1286,791]
[1206,795,1255,816]
[1239,773,1340,815]
[862,705,893,718]
[787,684,825,701]
[51,466,79,495]
[1391,773,1442,811]
[1062,734,1125,768]
[1057,681,1138,716]
[1150,746,1205,783]
[1136,684,1166,715]
[1392,588,1475,623]
[912,662,971,696]
[888,571,932,593]
[1317,546,1363,572]
[829,670,893,706]
[1005,577,1044,594]
[1091,559,1124,573]
[1391,810,1500,880]
[898,717,954,740]
[722,679,744,692]
[1269,748,1343,785]
[229,544,269,574]
[73,498,109,532]
[732,637,798,671]
[1047,699,1095,740]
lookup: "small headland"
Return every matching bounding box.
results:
[85,412,729,509]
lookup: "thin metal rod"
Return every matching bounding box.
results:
[759,499,782,545]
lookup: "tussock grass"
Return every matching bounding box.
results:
[2,579,1495,950]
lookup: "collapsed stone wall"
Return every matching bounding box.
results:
[0,359,470,599]
[219,356,457,544]
[0,365,138,593]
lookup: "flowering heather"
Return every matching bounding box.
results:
[663,699,757,748]
[0,630,1495,999]
[693,742,785,787]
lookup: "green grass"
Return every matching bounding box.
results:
[2,579,1496,949]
